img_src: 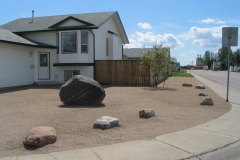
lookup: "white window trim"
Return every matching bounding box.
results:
[81,31,88,53]
[61,31,78,54]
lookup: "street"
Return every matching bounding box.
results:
[189,70,240,91]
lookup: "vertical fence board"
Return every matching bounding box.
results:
[95,60,150,86]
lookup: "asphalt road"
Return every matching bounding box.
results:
[188,69,240,160]
[188,70,240,91]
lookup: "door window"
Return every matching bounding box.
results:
[40,54,48,67]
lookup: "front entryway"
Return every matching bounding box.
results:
[38,52,50,80]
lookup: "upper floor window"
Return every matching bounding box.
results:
[81,32,88,53]
[56,33,59,54]
[61,32,77,53]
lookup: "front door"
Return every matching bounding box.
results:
[38,52,50,80]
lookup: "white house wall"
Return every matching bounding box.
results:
[20,31,57,46]
[94,18,123,60]
[0,43,34,88]
[58,30,93,63]
[53,66,93,84]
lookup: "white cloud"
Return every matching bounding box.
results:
[189,26,226,48]
[125,31,184,49]
[137,22,152,29]
[180,54,187,56]
[202,18,215,24]
[216,20,226,24]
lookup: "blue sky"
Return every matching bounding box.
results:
[1,0,240,66]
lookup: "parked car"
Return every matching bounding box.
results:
[191,68,194,70]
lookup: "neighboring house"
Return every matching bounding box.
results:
[123,48,154,60]
[123,47,177,70]
[0,11,129,88]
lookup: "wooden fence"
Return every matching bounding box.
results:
[95,60,150,86]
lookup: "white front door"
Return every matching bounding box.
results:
[38,52,50,80]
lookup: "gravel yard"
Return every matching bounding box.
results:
[0,77,231,157]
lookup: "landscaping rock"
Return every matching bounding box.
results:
[195,84,205,89]
[139,109,155,118]
[182,83,192,87]
[59,75,105,105]
[23,126,57,147]
[198,92,208,96]
[93,116,119,130]
[200,97,213,105]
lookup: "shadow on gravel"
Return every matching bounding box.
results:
[0,84,61,94]
[58,103,105,108]
[23,144,43,151]
[143,87,177,91]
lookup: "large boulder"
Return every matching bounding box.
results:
[200,97,214,105]
[139,109,155,118]
[93,116,119,130]
[23,126,57,147]
[182,83,192,87]
[59,75,105,105]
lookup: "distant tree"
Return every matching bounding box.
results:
[232,49,240,66]
[203,51,216,69]
[203,51,211,68]
[140,45,171,88]
[216,46,232,70]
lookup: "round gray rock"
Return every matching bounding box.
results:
[23,126,57,147]
[195,84,205,89]
[198,92,208,96]
[182,83,192,87]
[139,109,155,118]
[200,97,214,105]
[93,116,119,130]
[59,75,105,105]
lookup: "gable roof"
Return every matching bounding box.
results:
[0,28,37,46]
[0,11,129,44]
[1,11,115,32]
[0,28,55,48]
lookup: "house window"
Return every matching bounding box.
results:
[81,32,88,53]
[61,32,77,53]
[56,33,59,54]
[64,70,80,81]
[106,38,108,56]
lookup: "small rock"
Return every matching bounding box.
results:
[198,92,208,96]
[195,84,205,89]
[200,97,213,105]
[23,126,57,147]
[93,116,119,130]
[182,83,192,87]
[139,109,155,118]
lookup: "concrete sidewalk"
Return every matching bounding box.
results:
[1,73,240,160]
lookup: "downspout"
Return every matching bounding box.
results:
[90,29,95,79]
[122,44,125,60]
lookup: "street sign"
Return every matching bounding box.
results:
[222,27,238,102]
[222,27,238,46]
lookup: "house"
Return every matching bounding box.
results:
[0,11,129,88]
[123,48,154,60]
[123,47,177,70]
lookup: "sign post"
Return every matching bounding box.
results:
[222,27,238,102]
